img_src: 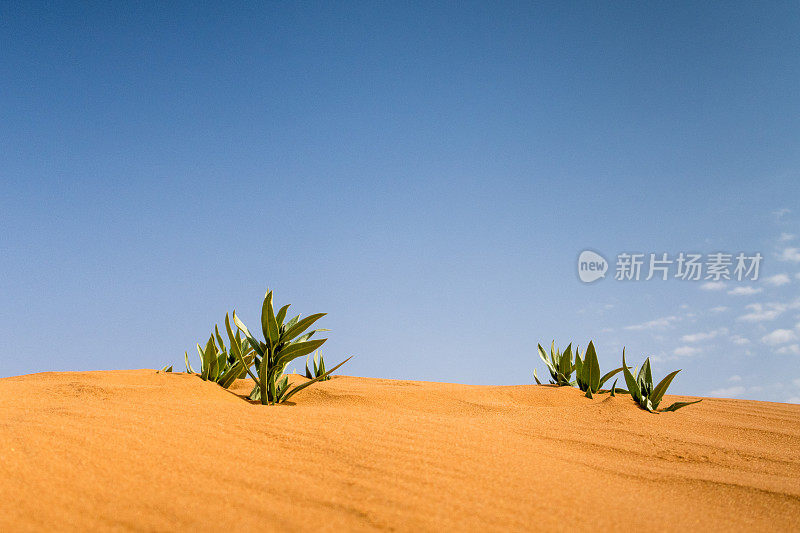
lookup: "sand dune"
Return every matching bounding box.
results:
[1,370,798,531]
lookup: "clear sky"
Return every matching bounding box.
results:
[2,2,799,402]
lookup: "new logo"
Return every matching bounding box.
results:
[578,250,608,283]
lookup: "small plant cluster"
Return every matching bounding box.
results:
[534,340,700,413]
[232,291,351,404]
[305,351,330,381]
[162,290,351,405]
[183,319,256,389]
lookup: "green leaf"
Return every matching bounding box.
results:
[538,344,557,375]
[184,351,195,374]
[283,313,327,343]
[638,358,652,390]
[282,356,352,402]
[560,343,573,378]
[233,311,265,358]
[598,367,624,388]
[533,368,542,385]
[258,344,269,404]
[651,369,681,409]
[610,378,617,397]
[217,362,242,389]
[205,336,219,381]
[213,352,227,381]
[622,349,641,403]
[261,291,279,347]
[275,338,327,367]
[285,314,300,329]
[225,314,241,358]
[585,388,593,399]
[198,341,208,381]
[231,339,260,386]
[585,341,601,392]
[275,304,290,328]
[661,399,702,412]
[248,383,260,401]
[214,325,226,356]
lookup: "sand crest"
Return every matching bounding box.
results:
[1,370,798,531]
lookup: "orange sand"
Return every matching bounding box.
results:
[1,369,798,531]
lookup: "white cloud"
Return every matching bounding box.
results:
[787,396,800,404]
[710,306,729,313]
[708,386,746,398]
[700,281,726,291]
[779,232,796,242]
[738,302,787,322]
[674,345,701,357]
[681,327,728,343]
[762,329,799,346]
[773,208,791,219]
[731,335,750,345]
[763,273,791,286]
[728,286,763,296]
[779,247,800,262]
[728,375,742,382]
[776,344,800,355]
[625,316,679,331]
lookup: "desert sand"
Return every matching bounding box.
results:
[1,370,798,532]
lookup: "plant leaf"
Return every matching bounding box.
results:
[585,341,601,392]
[621,349,641,403]
[214,325,226,355]
[283,313,327,343]
[599,367,624,387]
[560,343,573,378]
[275,339,327,367]
[661,399,702,412]
[282,356,352,402]
[184,351,195,374]
[285,314,300,329]
[538,344,557,375]
[261,291,279,347]
[574,352,584,389]
[651,369,681,409]
[275,304,290,328]
[233,311,265,358]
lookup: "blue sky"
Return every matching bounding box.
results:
[2,2,799,402]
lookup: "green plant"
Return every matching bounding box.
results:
[305,350,329,381]
[621,351,702,412]
[158,365,173,373]
[232,291,351,405]
[534,341,575,386]
[574,341,624,398]
[184,316,256,389]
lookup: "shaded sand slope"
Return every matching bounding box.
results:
[1,370,799,531]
